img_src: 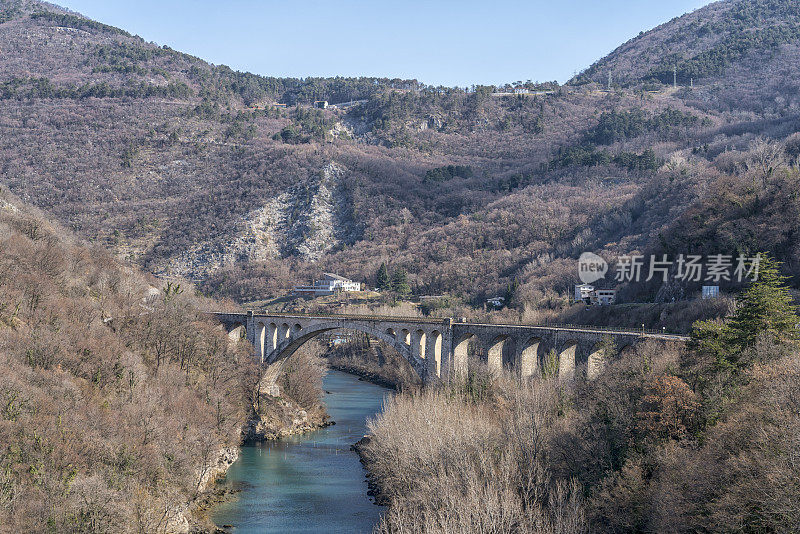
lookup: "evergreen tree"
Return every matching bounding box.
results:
[503,278,519,309]
[391,268,411,296]
[690,254,799,369]
[689,319,732,368]
[376,262,391,291]
[727,255,799,348]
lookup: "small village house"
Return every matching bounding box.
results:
[575,284,617,306]
[293,273,362,297]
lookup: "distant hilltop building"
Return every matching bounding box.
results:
[313,100,329,109]
[486,296,505,309]
[575,284,617,306]
[702,285,720,299]
[293,273,362,297]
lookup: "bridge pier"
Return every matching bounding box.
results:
[425,330,443,381]
[411,329,426,363]
[517,337,540,378]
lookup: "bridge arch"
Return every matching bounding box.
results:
[227,323,246,342]
[426,330,442,378]
[411,329,427,361]
[255,321,267,362]
[279,323,291,341]
[452,333,472,378]
[400,329,411,345]
[267,321,427,380]
[452,332,484,378]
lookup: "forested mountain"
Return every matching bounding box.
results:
[2,0,800,328]
[573,0,800,113]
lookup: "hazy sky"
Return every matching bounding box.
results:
[55,0,714,87]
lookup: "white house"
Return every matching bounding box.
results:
[575,284,595,303]
[486,296,505,309]
[293,273,362,297]
[575,284,617,306]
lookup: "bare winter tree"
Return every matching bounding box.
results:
[746,137,785,187]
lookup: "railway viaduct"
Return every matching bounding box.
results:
[211,311,688,384]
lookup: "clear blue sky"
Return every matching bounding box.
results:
[54,0,714,87]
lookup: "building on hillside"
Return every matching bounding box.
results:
[593,289,617,306]
[575,284,595,303]
[575,284,617,306]
[314,100,329,109]
[702,285,720,299]
[293,273,362,297]
[486,296,505,309]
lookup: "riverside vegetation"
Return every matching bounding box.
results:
[360,257,800,533]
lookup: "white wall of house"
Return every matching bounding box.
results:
[294,274,361,296]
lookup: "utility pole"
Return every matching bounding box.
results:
[673,66,677,89]
[608,71,612,91]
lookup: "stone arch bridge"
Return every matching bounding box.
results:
[211,312,688,384]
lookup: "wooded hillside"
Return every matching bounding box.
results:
[1,0,800,326]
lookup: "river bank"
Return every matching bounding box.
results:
[187,387,331,532]
[325,342,421,391]
[328,361,401,390]
[210,370,390,533]
[243,394,332,441]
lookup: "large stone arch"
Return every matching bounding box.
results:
[266,321,427,380]
[452,332,483,378]
[452,334,469,379]
[426,330,442,378]
[411,329,427,361]
[226,322,246,342]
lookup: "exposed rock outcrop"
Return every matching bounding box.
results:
[160,162,360,280]
[243,395,331,442]
[169,447,240,534]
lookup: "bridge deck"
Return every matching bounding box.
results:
[209,312,689,341]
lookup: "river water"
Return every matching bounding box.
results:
[211,369,390,533]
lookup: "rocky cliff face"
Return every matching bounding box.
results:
[159,162,359,280]
[242,395,330,442]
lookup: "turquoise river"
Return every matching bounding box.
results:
[211,369,390,533]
